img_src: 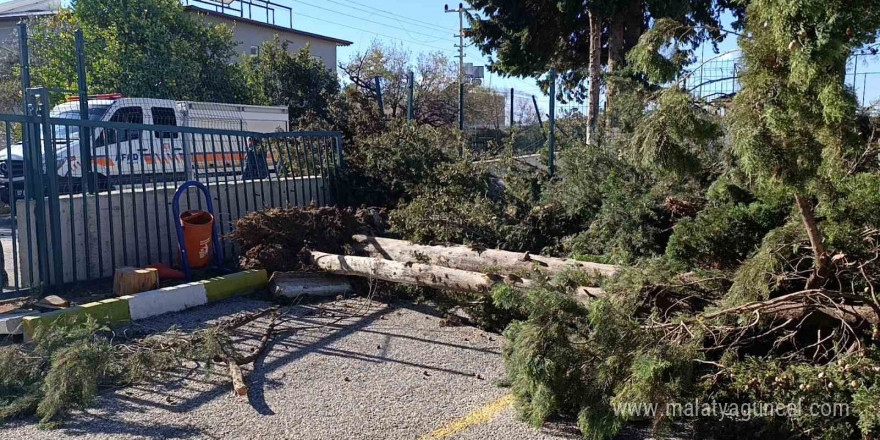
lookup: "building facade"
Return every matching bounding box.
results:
[0,0,351,73]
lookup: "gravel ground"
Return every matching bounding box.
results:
[0,295,657,440]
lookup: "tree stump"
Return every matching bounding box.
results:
[113,267,159,297]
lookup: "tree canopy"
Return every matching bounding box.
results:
[29,0,246,103]
[243,38,340,128]
[466,0,740,101]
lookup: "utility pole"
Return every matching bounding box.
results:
[445,3,473,132]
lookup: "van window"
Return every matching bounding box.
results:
[151,107,178,139]
[97,107,142,147]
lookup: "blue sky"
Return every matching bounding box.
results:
[5,0,879,111]
[272,1,880,110]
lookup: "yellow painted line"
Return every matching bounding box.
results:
[417,394,515,440]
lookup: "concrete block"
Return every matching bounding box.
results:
[128,282,208,321]
[80,297,132,326]
[202,269,268,302]
[0,311,40,335]
[270,272,352,298]
[22,307,84,338]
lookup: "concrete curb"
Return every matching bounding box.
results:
[0,311,40,335]
[20,269,268,338]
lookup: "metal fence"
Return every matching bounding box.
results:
[0,22,343,294]
[0,98,341,292]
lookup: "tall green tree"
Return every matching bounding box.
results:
[729,0,880,287]
[466,0,739,143]
[28,0,246,102]
[243,38,340,128]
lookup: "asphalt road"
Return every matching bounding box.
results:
[0,296,593,439]
[1,294,664,440]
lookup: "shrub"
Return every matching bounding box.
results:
[666,202,788,269]
[343,120,460,207]
[494,280,701,440]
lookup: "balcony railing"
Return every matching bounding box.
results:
[183,0,294,29]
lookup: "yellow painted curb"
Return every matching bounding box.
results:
[417,394,515,440]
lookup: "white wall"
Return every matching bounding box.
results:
[197,14,339,73]
[16,176,331,285]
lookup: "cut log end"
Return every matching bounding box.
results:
[113,267,159,297]
[228,361,248,396]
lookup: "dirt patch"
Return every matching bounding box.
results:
[228,205,386,273]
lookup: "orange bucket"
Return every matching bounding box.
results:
[179,210,214,269]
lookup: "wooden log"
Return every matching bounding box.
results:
[270,272,352,299]
[308,251,533,293]
[113,267,159,297]
[227,361,248,396]
[351,235,619,278]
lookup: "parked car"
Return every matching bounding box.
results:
[0,94,289,202]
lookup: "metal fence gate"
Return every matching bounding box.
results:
[0,92,343,294]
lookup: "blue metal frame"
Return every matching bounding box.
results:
[172,181,226,281]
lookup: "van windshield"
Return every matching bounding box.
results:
[51,105,110,140]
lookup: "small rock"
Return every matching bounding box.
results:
[344,377,351,382]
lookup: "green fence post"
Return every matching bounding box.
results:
[548,69,556,176]
[39,91,63,287]
[18,21,30,114]
[509,88,514,127]
[374,77,384,115]
[18,21,39,286]
[407,71,414,122]
[75,29,94,193]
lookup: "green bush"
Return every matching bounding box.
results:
[666,202,787,269]
[344,120,460,208]
[494,280,701,440]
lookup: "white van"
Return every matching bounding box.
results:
[0,94,289,201]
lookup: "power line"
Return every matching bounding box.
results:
[290,0,451,42]
[329,0,455,34]
[321,0,454,36]
[293,11,455,53]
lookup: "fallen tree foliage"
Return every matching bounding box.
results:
[0,307,283,424]
[228,205,385,273]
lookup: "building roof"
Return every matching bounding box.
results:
[0,0,59,21]
[0,0,353,47]
[185,6,352,47]
[0,0,59,15]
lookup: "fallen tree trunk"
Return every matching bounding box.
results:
[351,235,619,278]
[309,251,606,307]
[309,251,533,293]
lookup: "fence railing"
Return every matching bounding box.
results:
[0,105,342,292]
